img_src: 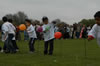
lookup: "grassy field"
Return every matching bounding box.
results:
[0,39,100,66]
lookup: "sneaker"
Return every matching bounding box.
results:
[44,51,48,55]
[16,49,19,52]
[49,52,53,55]
[4,50,10,54]
[44,53,48,55]
[0,50,4,53]
[29,51,34,54]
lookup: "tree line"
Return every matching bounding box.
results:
[0,11,96,27]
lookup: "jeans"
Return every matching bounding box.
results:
[44,39,54,55]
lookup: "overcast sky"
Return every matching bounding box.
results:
[0,0,100,24]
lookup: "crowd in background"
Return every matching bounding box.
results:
[14,23,92,41]
[0,20,92,41]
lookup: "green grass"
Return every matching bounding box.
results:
[0,39,100,66]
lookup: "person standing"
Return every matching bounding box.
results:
[8,19,19,52]
[25,19,37,53]
[42,16,56,55]
[2,17,16,53]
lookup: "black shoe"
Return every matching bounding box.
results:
[4,50,10,54]
[49,53,53,55]
[44,51,48,55]
[11,50,17,54]
[11,51,16,54]
[44,52,48,55]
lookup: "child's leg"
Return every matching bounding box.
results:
[12,40,19,50]
[29,38,35,52]
[32,39,36,51]
[4,38,11,53]
[44,41,49,54]
[8,34,16,53]
[49,39,54,55]
[0,46,1,51]
[3,41,7,51]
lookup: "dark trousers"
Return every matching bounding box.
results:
[76,32,80,38]
[4,40,19,49]
[72,31,74,39]
[0,46,1,51]
[3,40,19,52]
[29,38,36,52]
[12,40,19,50]
[44,39,54,55]
[4,34,16,53]
[3,42,6,51]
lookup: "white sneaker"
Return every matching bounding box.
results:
[16,49,19,52]
[0,50,4,53]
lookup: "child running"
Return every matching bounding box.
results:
[25,19,37,53]
[88,11,100,46]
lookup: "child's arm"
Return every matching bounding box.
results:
[4,32,8,40]
[42,26,51,33]
[88,24,97,41]
[42,26,46,33]
[27,28,34,33]
[88,35,94,41]
[3,26,9,41]
[11,24,16,33]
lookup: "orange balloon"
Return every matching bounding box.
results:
[19,24,26,31]
[54,32,62,39]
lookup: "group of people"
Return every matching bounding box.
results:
[0,16,56,55]
[0,11,100,54]
[54,23,92,39]
[23,23,92,41]
[1,17,19,53]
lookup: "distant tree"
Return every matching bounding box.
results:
[33,20,40,25]
[13,14,19,25]
[54,19,61,24]
[5,14,13,19]
[0,20,3,25]
[17,11,28,24]
[4,11,28,25]
[79,19,95,26]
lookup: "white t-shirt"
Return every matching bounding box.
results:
[87,26,91,33]
[27,25,37,39]
[2,22,16,41]
[54,27,58,32]
[42,23,55,41]
[88,24,100,46]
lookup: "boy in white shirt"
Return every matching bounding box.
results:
[8,19,19,52]
[25,19,37,53]
[88,11,100,46]
[2,17,16,53]
[42,17,56,55]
